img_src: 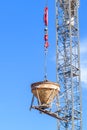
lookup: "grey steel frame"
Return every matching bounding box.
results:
[55,0,82,129]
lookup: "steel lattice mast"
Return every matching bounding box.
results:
[55,0,82,129]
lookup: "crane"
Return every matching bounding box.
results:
[30,0,82,130]
[55,0,82,129]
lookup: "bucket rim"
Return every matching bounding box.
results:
[31,80,60,90]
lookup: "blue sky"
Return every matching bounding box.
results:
[0,0,87,130]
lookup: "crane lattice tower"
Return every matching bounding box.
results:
[55,0,82,129]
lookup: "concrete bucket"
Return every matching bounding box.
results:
[31,81,60,109]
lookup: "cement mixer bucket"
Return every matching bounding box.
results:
[31,81,60,109]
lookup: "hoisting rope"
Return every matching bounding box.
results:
[44,48,48,80]
[45,0,48,6]
[44,0,49,80]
